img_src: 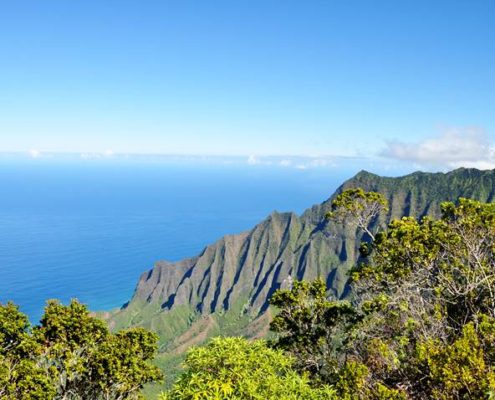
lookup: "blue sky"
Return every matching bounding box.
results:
[1,1,495,169]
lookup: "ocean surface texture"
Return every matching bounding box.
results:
[0,161,345,322]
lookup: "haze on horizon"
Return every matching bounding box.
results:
[1,1,495,170]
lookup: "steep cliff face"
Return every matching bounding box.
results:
[109,168,495,351]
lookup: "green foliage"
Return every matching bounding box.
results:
[271,191,495,399]
[355,198,495,330]
[270,279,360,381]
[0,355,56,399]
[38,299,108,348]
[0,301,31,354]
[326,188,388,240]
[87,328,163,398]
[0,302,54,399]
[417,320,495,399]
[0,299,163,399]
[160,337,336,399]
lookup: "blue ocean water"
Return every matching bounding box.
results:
[0,161,347,322]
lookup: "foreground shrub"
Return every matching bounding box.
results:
[0,299,162,399]
[160,336,336,400]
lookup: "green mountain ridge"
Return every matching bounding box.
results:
[108,167,495,390]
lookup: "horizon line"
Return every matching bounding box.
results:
[0,150,368,160]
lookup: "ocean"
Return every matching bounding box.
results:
[0,159,350,322]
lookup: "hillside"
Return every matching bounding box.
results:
[108,168,495,387]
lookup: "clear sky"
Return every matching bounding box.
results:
[1,1,495,169]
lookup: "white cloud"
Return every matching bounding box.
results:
[247,154,260,165]
[80,150,116,159]
[29,149,41,158]
[380,128,495,169]
[246,154,340,169]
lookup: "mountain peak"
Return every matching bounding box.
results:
[109,168,495,355]
[355,169,374,176]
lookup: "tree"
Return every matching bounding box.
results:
[269,279,359,382]
[0,299,163,399]
[0,302,55,399]
[270,189,495,399]
[160,337,336,400]
[327,188,388,241]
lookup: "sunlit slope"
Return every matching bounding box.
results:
[109,168,495,353]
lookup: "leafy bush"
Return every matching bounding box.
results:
[160,336,336,400]
[0,299,162,399]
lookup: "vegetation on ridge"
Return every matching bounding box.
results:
[110,168,495,364]
[110,168,495,396]
[268,189,495,398]
[155,187,495,399]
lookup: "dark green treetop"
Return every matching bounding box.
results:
[0,299,163,400]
